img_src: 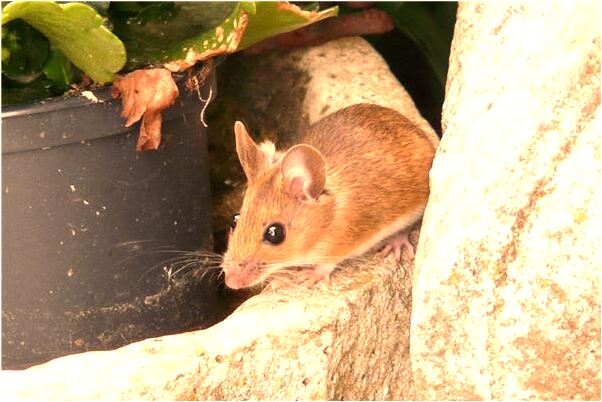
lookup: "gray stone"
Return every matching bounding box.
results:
[411,1,601,400]
[1,38,432,400]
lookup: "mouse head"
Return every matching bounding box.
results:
[222,121,334,289]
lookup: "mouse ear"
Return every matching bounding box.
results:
[234,121,271,181]
[280,144,326,202]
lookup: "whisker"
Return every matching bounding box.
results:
[196,266,225,282]
[149,251,223,262]
[106,243,204,272]
[171,260,211,278]
[191,251,221,258]
[138,260,177,284]
[137,254,220,283]
[110,239,163,249]
[98,239,226,289]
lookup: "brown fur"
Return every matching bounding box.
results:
[223,104,435,289]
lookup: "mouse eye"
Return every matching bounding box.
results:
[231,213,240,230]
[263,223,285,245]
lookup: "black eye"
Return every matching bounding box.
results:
[231,213,240,229]
[263,223,285,245]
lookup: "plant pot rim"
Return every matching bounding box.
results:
[2,68,193,117]
[1,65,215,154]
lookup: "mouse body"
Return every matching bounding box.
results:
[222,103,435,289]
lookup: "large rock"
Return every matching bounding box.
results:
[1,38,435,400]
[411,1,601,400]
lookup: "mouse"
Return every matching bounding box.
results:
[221,103,436,290]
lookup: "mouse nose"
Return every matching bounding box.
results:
[224,258,261,289]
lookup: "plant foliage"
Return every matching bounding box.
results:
[2,1,126,83]
[1,1,338,105]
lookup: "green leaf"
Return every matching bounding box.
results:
[43,46,80,90]
[111,1,337,71]
[376,2,456,87]
[238,2,338,50]
[162,2,254,69]
[1,1,126,82]
[110,2,236,70]
[87,2,111,17]
[1,19,49,83]
[1,76,62,106]
[301,3,320,13]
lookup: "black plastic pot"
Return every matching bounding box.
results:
[2,68,224,369]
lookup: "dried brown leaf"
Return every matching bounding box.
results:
[111,68,179,152]
[243,8,393,55]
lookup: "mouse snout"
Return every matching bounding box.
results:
[223,258,262,290]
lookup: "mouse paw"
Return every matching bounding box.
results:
[380,231,415,262]
[299,264,335,287]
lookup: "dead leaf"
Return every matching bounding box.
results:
[111,68,179,152]
[243,8,393,55]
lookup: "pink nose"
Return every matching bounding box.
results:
[224,274,244,290]
[224,259,260,290]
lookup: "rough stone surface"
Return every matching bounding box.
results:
[208,36,438,147]
[411,1,601,400]
[296,38,439,147]
[1,38,435,400]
